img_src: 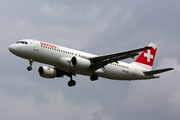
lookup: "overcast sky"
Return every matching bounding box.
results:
[1,0,180,120]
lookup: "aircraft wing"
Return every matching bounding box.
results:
[90,45,152,70]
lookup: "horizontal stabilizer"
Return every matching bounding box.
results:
[144,68,174,75]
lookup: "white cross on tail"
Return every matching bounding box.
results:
[144,50,153,62]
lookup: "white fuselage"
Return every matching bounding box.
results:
[9,39,158,80]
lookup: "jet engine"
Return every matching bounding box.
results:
[71,56,91,69]
[59,57,72,67]
[38,66,57,78]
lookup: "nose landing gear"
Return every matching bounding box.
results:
[27,59,33,71]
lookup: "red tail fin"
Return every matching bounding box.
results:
[133,43,157,70]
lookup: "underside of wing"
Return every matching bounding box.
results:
[90,45,152,70]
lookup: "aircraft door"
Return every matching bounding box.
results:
[132,65,137,76]
[33,40,39,51]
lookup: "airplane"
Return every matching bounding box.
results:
[9,39,174,87]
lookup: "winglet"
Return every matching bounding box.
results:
[148,43,157,50]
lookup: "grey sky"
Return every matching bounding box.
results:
[1,0,180,120]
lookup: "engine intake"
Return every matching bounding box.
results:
[38,66,57,78]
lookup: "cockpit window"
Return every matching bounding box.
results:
[16,41,28,44]
[16,41,21,43]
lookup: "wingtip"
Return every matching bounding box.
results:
[169,68,175,70]
[148,43,158,49]
[163,68,175,71]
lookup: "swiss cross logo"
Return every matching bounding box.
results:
[134,48,157,66]
[144,50,153,62]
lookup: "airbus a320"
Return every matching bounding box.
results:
[9,39,174,87]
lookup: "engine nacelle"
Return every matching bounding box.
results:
[59,57,72,67]
[71,56,91,69]
[38,66,57,78]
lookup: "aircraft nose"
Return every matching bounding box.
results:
[9,44,16,53]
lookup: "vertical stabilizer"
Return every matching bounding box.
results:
[132,43,157,70]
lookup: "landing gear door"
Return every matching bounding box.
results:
[33,40,39,51]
